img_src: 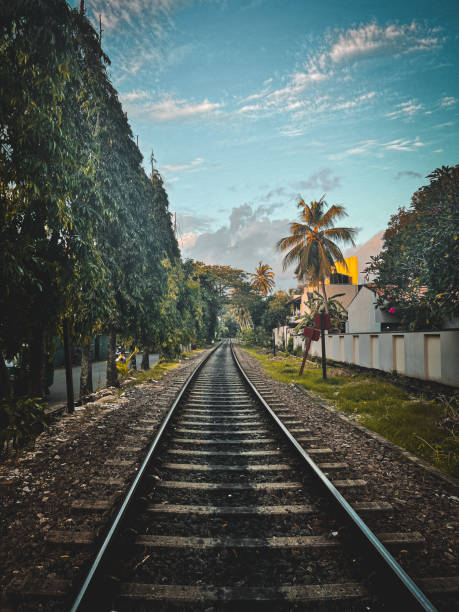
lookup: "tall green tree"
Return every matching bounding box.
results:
[276,195,356,312]
[366,165,459,329]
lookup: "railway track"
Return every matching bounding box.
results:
[69,340,437,611]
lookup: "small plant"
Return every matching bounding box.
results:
[0,397,48,451]
[413,434,457,473]
[293,291,347,334]
[116,347,139,378]
[286,336,294,353]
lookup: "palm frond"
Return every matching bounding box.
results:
[281,243,304,270]
[322,239,346,266]
[319,204,347,228]
[323,226,357,245]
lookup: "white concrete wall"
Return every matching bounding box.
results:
[346,286,379,333]
[273,326,459,387]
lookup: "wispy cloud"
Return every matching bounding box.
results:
[328,22,440,63]
[434,121,453,128]
[332,91,376,111]
[329,136,425,160]
[176,212,215,233]
[440,96,457,107]
[328,140,378,160]
[385,99,423,120]
[293,168,342,194]
[121,93,222,122]
[235,19,438,126]
[87,0,182,35]
[162,157,204,172]
[395,170,422,180]
[119,90,151,103]
[384,137,425,151]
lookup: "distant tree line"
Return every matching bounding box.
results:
[0,1,223,401]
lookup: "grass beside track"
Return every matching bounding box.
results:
[121,348,205,388]
[243,347,459,479]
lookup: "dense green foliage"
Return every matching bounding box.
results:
[366,166,459,329]
[0,397,48,450]
[0,0,221,399]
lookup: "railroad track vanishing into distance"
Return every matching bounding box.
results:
[68,340,440,611]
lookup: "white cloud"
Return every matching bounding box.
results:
[328,140,378,160]
[384,137,425,151]
[333,91,376,111]
[385,99,423,119]
[179,232,198,248]
[329,135,426,159]
[440,96,457,107]
[434,121,453,128]
[122,94,222,122]
[119,90,151,103]
[161,157,204,172]
[329,22,439,63]
[236,20,440,127]
[87,0,183,34]
[237,103,263,115]
[181,204,296,289]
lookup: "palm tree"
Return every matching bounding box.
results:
[250,262,275,296]
[276,195,356,311]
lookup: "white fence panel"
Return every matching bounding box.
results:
[272,326,459,388]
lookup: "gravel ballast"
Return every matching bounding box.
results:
[233,346,458,609]
[0,343,458,611]
[0,349,213,610]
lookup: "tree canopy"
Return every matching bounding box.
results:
[276,196,356,311]
[365,165,459,329]
[0,0,224,398]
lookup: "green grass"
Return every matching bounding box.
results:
[122,348,204,388]
[244,347,459,478]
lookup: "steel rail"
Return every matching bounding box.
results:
[69,343,221,612]
[230,340,437,612]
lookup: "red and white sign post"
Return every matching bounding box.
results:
[298,313,331,378]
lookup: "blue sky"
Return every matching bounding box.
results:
[73,0,458,288]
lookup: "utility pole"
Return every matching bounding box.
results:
[320,312,327,380]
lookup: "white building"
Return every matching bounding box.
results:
[346,285,400,333]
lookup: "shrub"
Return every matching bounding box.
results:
[286,337,294,353]
[0,397,48,450]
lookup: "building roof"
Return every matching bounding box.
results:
[303,284,359,310]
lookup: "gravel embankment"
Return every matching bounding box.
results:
[0,344,457,611]
[0,349,212,610]
[234,346,458,606]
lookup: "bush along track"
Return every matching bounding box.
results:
[243,347,459,479]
